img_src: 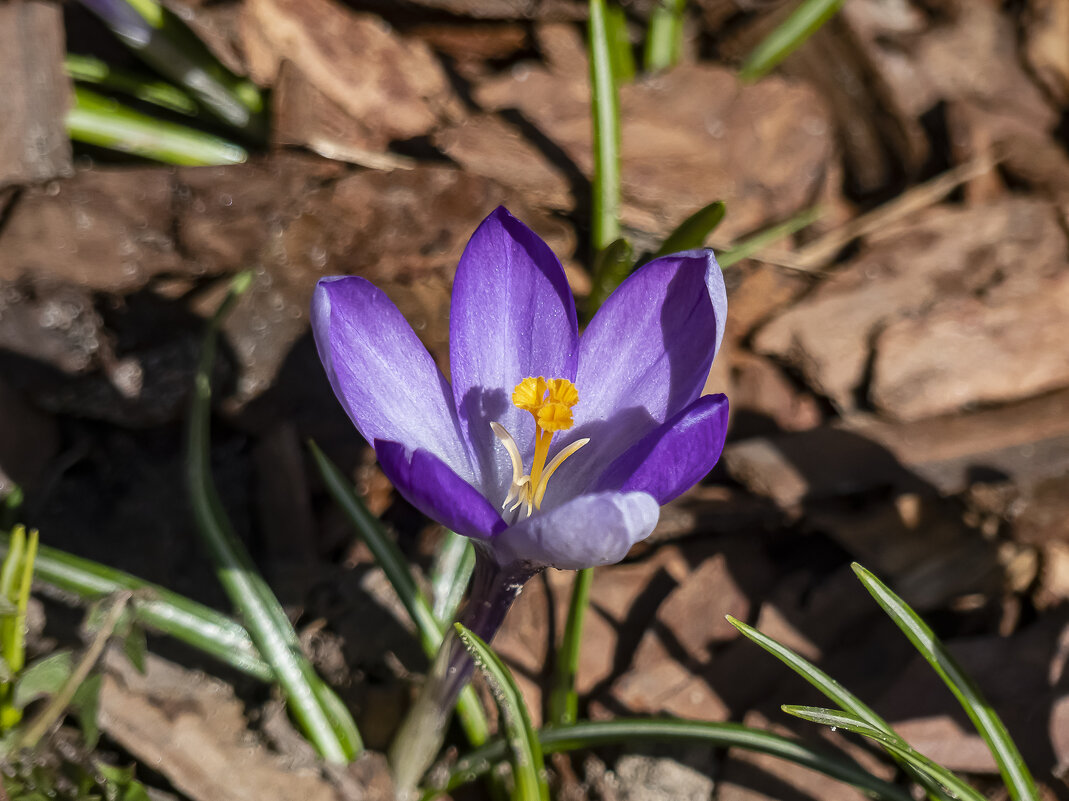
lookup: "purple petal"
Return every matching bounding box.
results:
[449,207,579,505]
[312,277,474,482]
[375,442,507,539]
[560,251,726,494]
[490,491,659,570]
[594,394,729,504]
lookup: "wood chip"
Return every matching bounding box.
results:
[0,0,71,188]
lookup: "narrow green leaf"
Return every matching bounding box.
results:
[727,616,887,730]
[727,615,953,801]
[11,528,38,675]
[644,0,686,72]
[65,54,198,115]
[455,624,549,801]
[188,273,359,763]
[0,527,25,604]
[718,206,821,268]
[739,0,845,81]
[589,0,623,252]
[653,200,726,258]
[67,87,247,166]
[71,673,103,748]
[0,530,274,683]
[433,718,913,801]
[586,238,634,319]
[80,0,265,135]
[0,526,25,679]
[852,564,1040,801]
[605,4,636,85]
[309,442,490,747]
[783,707,987,801]
[121,624,148,675]
[95,761,152,801]
[430,531,475,625]
[13,652,73,709]
[548,567,593,725]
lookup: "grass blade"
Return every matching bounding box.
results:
[188,274,359,763]
[547,567,593,725]
[586,237,634,319]
[589,0,623,252]
[852,564,1040,801]
[653,200,726,258]
[67,87,247,166]
[739,0,844,81]
[77,0,265,135]
[783,707,987,801]
[718,206,820,268]
[432,718,913,801]
[644,0,686,72]
[606,3,636,85]
[309,442,490,747]
[0,530,273,681]
[65,54,197,115]
[455,624,549,801]
[727,615,952,801]
[727,615,887,729]
[430,531,475,625]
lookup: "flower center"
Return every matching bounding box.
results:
[490,376,589,520]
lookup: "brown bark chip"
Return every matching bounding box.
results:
[242,0,461,149]
[0,0,71,188]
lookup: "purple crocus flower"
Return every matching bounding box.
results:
[311,207,728,782]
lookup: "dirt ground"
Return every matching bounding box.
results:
[1,0,1068,799]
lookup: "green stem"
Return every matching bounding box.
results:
[547,567,593,725]
[589,0,622,252]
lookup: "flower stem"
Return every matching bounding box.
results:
[389,550,536,796]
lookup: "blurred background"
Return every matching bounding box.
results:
[0,0,1067,799]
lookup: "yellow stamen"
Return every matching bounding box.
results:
[491,376,587,518]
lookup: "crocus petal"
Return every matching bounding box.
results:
[490,491,659,570]
[560,250,726,495]
[375,441,507,540]
[449,207,579,505]
[594,394,729,504]
[312,277,475,482]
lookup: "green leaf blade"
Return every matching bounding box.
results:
[309,442,490,748]
[739,0,845,82]
[436,718,912,801]
[852,564,1040,801]
[188,275,359,763]
[654,201,726,258]
[783,707,987,801]
[67,88,247,166]
[430,531,476,626]
[455,624,549,801]
[644,0,686,72]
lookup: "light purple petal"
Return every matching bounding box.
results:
[490,491,659,570]
[594,394,729,504]
[559,251,726,495]
[312,277,474,482]
[375,442,507,539]
[449,207,579,506]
